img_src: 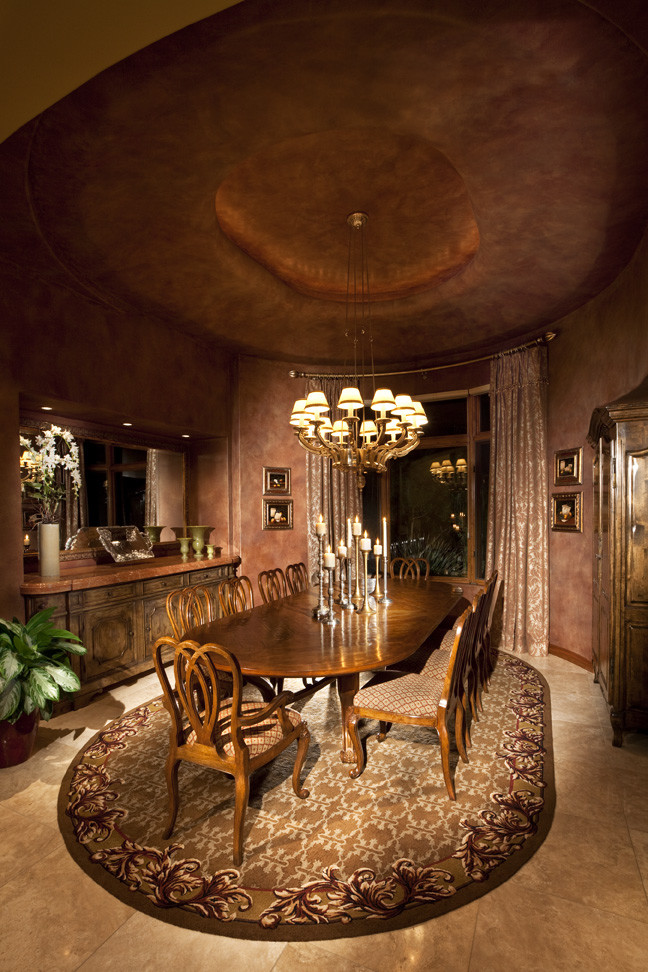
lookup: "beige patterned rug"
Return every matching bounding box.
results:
[58,652,553,940]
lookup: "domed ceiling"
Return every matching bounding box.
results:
[2,0,648,368]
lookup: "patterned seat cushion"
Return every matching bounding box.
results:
[186,702,301,757]
[353,671,445,718]
[437,628,456,652]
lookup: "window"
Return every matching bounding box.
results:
[83,442,147,529]
[364,390,490,582]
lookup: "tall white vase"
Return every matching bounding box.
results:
[38,523,61,579]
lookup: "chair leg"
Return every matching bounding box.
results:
[163,754,180,839]
[292,723,311,799]
[347,712,365,779]
[437,720,456,801]
[377,720,392,741]
[454,703,469,764]
[232,772,250,867]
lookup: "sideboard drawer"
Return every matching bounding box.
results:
[81,582,139,609]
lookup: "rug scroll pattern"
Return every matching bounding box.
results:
[59,653,552,938]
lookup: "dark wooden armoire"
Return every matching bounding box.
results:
[588,376,648,745]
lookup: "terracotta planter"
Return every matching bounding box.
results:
[0,710,39,768]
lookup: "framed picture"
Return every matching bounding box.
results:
[554,447,582,486]
[263,498,293,530]
[551,491,582,532]
[263,466,291,495]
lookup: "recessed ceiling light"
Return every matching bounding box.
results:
[123,422,132,427]
[41,406,52,411]
[182,434,190,438]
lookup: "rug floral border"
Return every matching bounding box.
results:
[58,654,554,941]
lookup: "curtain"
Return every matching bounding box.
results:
[305,377,363,583]
[145,448,159,526]
[486,345,549,656]
[64,446,87,542]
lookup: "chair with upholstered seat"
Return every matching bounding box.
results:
[218,575,255,616]
[258,567,289,603]
[346,605,476,799]
[165,585,216,639]
[152,637,311,865]
[286,561,309,594]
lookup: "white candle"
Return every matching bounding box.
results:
[316,514,327,536]
[338,541,347,559]
[352,515,362,537]
[360,531,371,552]
[323,544,336,569]
[382,516,388,556]
[346,517,352,548]
[373,539,382,556]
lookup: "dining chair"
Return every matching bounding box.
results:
[345,605,476,799]
[218,575,255,616]
[152,637,311,865]
[388,556,408,578]
[258,567,289,603]
[165,585,216,639]
[286,561,309,593]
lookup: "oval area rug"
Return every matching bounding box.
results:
[58,652,553,941]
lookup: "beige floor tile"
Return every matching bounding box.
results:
[630,829,648,889]
[273,940,376,972]
[0,842,132,972]
[76,910,286,971]
[509,808,648,921]
[470,882,648,971]
[316,900,479,972]
[0,804,59,887]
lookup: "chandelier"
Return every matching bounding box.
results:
[289,212,427,489]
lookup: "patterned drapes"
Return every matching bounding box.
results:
[486,345,549,656]
[305,377,362,583]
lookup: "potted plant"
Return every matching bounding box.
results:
[0,607,87,767]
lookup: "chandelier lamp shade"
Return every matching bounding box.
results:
[289,213,427,489]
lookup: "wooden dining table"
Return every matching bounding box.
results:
[184,578,462,761]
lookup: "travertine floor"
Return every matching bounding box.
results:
[1,653,646,972]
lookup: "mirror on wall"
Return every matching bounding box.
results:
[20,420,186,552]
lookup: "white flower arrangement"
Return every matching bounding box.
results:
[20,426,82,525]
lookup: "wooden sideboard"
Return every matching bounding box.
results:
[588,376,648,745]
[21,554,240,708]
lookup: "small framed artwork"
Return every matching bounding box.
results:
[263,466,291,495]
[551,491,582,532]
[263,498,293,530]
[554,447,582,486]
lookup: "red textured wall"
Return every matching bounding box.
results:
[547,229,648,662]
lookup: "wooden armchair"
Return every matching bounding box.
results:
[218,575,255,616]
[152,637,311,866]
[286,561,309,594]
[346,605,476,799]
[258,567,289,603]
[165,585,216,639]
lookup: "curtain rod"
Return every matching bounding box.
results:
[289,331,557,380]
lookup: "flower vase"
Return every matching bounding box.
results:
[38,523,60,579]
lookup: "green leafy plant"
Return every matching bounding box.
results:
[0,608,86,723]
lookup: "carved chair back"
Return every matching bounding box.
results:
[286,561,309,594]
[258,567,289,603]
[151,637,310,865]
[165,585,216,639]
[218,575,255,616]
